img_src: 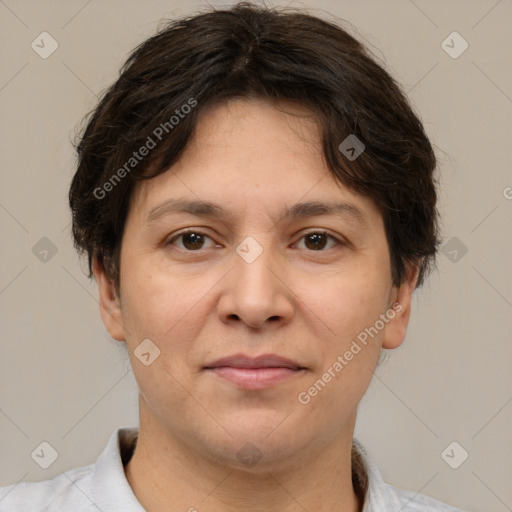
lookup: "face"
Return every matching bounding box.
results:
[94,97,417,471]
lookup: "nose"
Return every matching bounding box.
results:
[217,238,295,330]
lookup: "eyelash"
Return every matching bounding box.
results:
[166,229,345,252]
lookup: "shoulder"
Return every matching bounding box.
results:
[0,464,95,511]
[352,438,468,512]
[389,484,468,511]
[0,427,139,512]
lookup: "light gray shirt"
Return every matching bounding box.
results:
[0,427,467,511]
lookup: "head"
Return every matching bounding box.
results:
[69,2,439,470]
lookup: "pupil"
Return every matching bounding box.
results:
[305,233,327,250]
[183,233,204,250]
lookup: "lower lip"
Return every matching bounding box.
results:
[207,367,303,389]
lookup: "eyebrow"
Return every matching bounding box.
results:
[145,198,369,227]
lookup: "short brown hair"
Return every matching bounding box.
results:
[69,1,439,295]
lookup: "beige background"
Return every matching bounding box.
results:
[0,1,511,510]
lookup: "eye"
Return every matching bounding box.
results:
[167,230,216,251]
[295,231,342,251]
[166,229,344,252]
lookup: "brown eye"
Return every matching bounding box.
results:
[304,233,328,250]
[168,230,215,251]
[296,231,341,251]
[181,232,205,250]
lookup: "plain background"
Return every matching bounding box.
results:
[0,1,511,510]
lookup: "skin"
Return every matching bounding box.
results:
[93,97,419,512]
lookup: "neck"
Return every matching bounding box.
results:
[124,401,362,512]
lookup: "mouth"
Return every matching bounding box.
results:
[203,353,307,390]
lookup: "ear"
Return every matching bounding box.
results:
[92,255,126,342]
[381,263,420,350]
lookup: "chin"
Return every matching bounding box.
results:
[200,415,311,472]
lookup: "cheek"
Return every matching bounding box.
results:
[314,268,391,341]
[296,280,386,426]
[119,257,201,346]
[303,267,391,403]
[118,264,205,408]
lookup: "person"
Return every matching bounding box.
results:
[0,2,468,510]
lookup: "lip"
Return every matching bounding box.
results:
[204,353,306,390]
[205,353,303,370]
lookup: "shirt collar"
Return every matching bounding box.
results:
[352,438,404,511]
[91,427,144,511]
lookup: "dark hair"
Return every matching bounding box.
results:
[69,1,439,296]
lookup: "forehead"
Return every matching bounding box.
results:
[180,97,325,176]
[196,96,320,143]
[128,97,381,226]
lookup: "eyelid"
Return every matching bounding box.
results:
[299,228,344,241]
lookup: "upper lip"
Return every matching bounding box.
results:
[204,353,304,370]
